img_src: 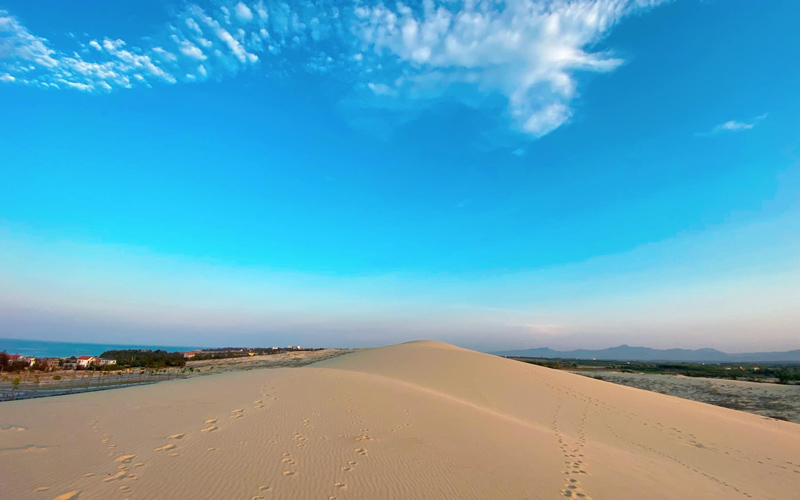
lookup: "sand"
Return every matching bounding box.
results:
[1,340,798,499]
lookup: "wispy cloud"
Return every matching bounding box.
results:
[351,0,665,137]
[704,114,768,135]
[1,1,666,138]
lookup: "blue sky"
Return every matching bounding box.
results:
[1,0,799,351]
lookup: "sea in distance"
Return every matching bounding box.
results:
[0,338,204,358]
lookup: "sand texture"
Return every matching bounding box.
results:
[1,341,799,499]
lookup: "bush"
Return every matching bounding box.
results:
[99,349,187,368]
[53,375,62,381]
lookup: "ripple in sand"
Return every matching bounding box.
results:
[52,491,80,500]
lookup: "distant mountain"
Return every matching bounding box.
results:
[492,344,800,363]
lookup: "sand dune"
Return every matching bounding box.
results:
[1,341,799,499]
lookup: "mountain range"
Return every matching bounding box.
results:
[492,345,800,363]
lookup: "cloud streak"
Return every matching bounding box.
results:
[1,1,666,137]
[703,114,768,135]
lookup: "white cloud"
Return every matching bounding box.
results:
[710,114,768,134]
[186,17,203,35]
[367,81,396,96]
[0,1,667,138]
[215,27,249,62]
[0,9,174,91]
[0,73,15,82]
[179,40,207,60]
[254,1,269,22]
[235,2,254,22]
[352,0,663,137]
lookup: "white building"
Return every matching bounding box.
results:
[76,356,96,368]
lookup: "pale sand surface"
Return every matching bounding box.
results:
[184,349,353,374]
[1,341,799,500]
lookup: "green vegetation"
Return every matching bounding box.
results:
[191,347,318,361]
[99,349,186,368]
[513,358,800,384]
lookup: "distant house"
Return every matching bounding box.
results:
[7,354,36,367]
[182,351,197,359]
[97,358,117,366]
[76,356,96,368]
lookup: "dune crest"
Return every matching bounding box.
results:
[1,341,798,499]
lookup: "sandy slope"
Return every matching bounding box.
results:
[1,341,798,500]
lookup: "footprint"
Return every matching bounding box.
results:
[254,400,262,404]
[282,458,295,464]
[258,486,271,491]
[154,444,176,452]
[334,482,347,489]
[0,425,26,432]
[231,409,244,413]
[115,455,136,464]
[204,419,217,424]
[354,448,368,456]
[201,426,218,433]
[283,471,295,476]
[33,486,49,492]
[103,471,128,482]
[230,415,243,419]
[52,491,80,500]
[341,466,352,471]
[169,433,186,440]
[133,463,145,468]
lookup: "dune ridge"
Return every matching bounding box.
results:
[1,341,798,499]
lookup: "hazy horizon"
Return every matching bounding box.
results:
[2,0,799,353]
[3,336,800,356]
